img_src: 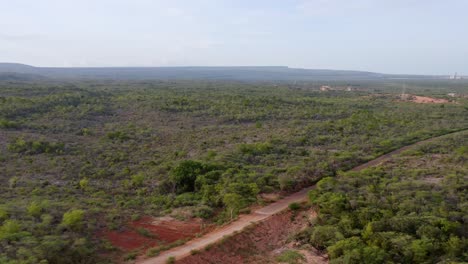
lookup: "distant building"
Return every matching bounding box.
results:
[346,86,354,92]
[447,93,456,97]
[320,85,331,91]
[450,73,463,80]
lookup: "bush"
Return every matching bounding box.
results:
[27,201,43,218]
[62,209,85,230]
[124,251,138,261]
[7,138,64,155]
[0,119,19,129]
[278,174,295,191]
[106,131,130,141]
[0,208,8,221]
[0,220,30,241]
[310,225,344,249]
[276,250,305,264]
[131,173,145,187]
[136,228,156,238]
[190,249,200,255]
[288,202,301,211]
[194,205,214,219]
[238,142,273,155]
[79,178,89,190]
[174,192,199,207]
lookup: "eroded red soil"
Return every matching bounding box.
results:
[178,209,327,264]
[99,216,208,251]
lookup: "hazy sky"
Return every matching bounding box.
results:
[1,0,467,74]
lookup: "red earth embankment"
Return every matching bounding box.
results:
[177,209,326,264]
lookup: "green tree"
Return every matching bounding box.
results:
[170,160,204,193]
[411,238,434,263]
[310,225,344,249]
[223,193,243,220]
[444,235,464,258]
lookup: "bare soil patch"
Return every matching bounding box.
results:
[409,95,449,104]
[99,216,207,252]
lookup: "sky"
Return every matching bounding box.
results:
[0,0,467,74]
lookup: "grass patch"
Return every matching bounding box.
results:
[190,249,200,255]
[136,227,156,238]
[276,250,305,264]
[166,256,175,264]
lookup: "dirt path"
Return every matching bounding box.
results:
[136,130,467,264]
[351,131,465,171]
[137,186,315,264]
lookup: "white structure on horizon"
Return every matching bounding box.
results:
[320,85,331,91]
[450,73,463,80]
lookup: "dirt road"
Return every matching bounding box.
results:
[351,131,464,171]
[136,130,466,264]
[137,186,315,264]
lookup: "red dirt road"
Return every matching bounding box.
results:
[136,187,315,264]
[136,130,467,264]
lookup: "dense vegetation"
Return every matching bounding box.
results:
[0,79,467,263]
[307,132,468,263]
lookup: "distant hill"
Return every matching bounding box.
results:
[0,63,38,73]
[0,72,47,81]
[0,63,445,81]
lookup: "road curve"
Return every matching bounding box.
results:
[136,130,467,264]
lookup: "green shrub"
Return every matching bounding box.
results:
[136,227,155,238]
[79,178,89,190]
[106,131,130,141]
[288,202,301,211]
[174,192,199,207]
[0,208,8,221]
[27,201,43,218]
[61,209,85,230]
[0,220,30,241]
[190,249,200,255]
[194,205,214,219]
[7,138,64,154]
[131,173,145,187]
[276,250,305,264]
[124,251,138,261]
[0,119,19,129]
[147,247,160,257]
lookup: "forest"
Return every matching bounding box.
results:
[307,131,467,263]
[0,79,467,263]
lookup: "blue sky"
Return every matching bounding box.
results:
[1,0,467,74]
